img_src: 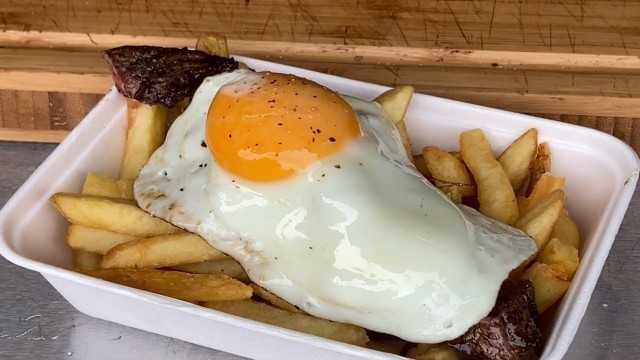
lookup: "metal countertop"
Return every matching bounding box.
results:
[1,141,638,360]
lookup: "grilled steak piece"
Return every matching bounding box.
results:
[103,46,238,107]
[446,280,542,360]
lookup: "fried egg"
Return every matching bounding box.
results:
[134,69,537,343]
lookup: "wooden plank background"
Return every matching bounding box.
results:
[0,0,638,151]
[2,0,639,55]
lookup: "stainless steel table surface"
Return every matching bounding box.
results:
[1,140,638,360]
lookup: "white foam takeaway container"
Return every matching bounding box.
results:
[0,56,638,360]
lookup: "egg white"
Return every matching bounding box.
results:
[134,70,537,343]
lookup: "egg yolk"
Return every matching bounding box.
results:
[206,72,361,182]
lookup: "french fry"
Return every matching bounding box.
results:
[516,189,564,248]
[250,283,303,314]
[374,85,414,158]
[82,173,133,199]
[497,128,538,193]
[171,258,250,283]
[72,250,103,270]
[435,183,464,204]
[196,33,230,57]
[522,173,565,215]
[195,33,253,69]
[538,238,579,280]
[521,262,570,313]
[423,146,476,202]
[526,142,551,196]
[203,299,369,346]
[120,99,168,180]
[66,225,137,255]
[460,129,519,225]
[413,154,430,177]
[51,193,182,237]
[516,195,528,215]
[101,233,228,269]
[449,151,463,162]
[75,268,252,302]
[423,146,474,186]
[551,210,580,248]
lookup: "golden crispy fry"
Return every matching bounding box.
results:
[75,268,252,302]
[432,181,473,204]
[413,154,431,177]
[521,262,570,313]
[66,225,137,255]
[516,195,528,216]
[120,99,168,180]
[460,129,519,225]
[374,85,414,158]
[249,283,303,314]
[526,142,551,196]
[523,173,565,214]
[171,258,250,283]
[424,146,476,203]
[423,146,474,186]
[438,183,463,204]
[72,250,103,270]
[82,173,134,199]
[203,299,369,346]
[551,210,580,248]
[51,193,182,237]
[498,128,538,193]
[407,344,459,360]
[449,151,463,162]
[196,33,230,57]
[101,233,228,269]
[538,238,579,280]
[516,189,564,248]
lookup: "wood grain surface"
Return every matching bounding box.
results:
[1,89,637,153]
[0,0,638,151]
[1,0,638,55]
[0,90,101,142]
[1,44,639,117]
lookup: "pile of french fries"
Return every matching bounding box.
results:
[401,129,580,360]
[48,34,581,358]
[410,127,580,311]
[375,86,580,316]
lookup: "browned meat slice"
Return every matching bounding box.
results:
[103,46,238,107]
[446,280,542,360]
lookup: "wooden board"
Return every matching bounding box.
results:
[0,0,638,55]
[1,38,639,117]
[1,89,638,153]
[0,90,101,142]
[0,1,638,152]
